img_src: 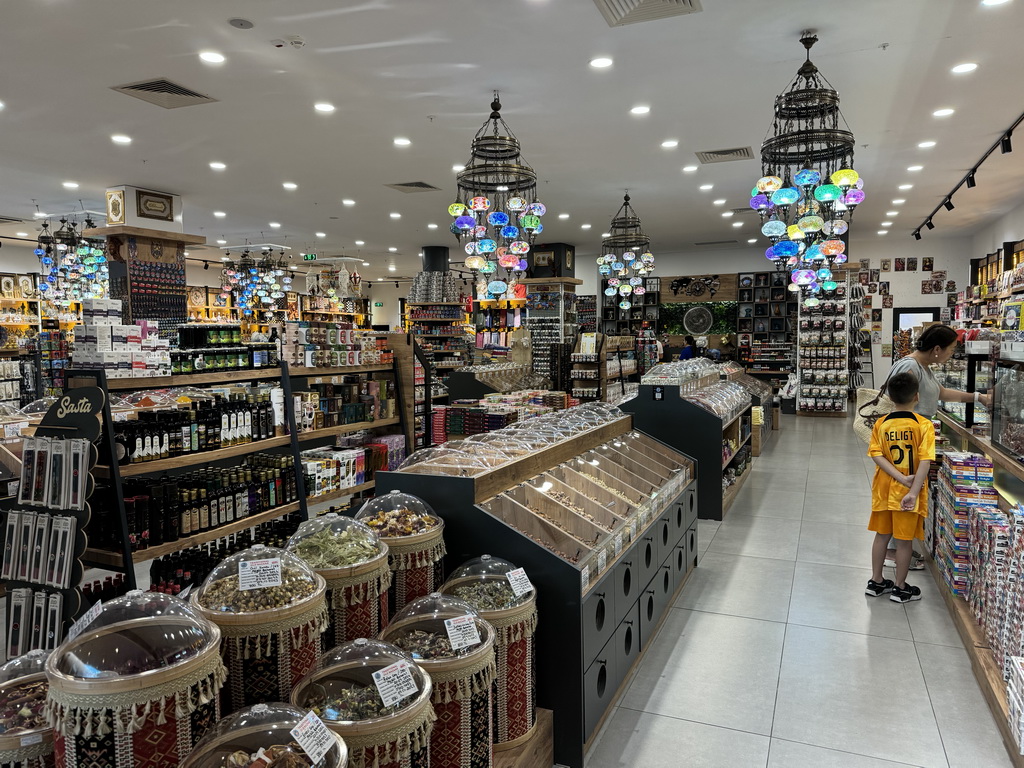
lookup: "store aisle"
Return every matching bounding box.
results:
[586,415,1013,768]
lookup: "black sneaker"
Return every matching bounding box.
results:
[890,584,923,603]
[865,578,895,597]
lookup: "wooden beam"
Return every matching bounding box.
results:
[82,225,207,245]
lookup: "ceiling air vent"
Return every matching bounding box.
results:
[385,181,443,193]
[696,147,755,164]
[0,215,27,225]
[111,78,217,109]
[693,239,739,247]
[593,0,702,27]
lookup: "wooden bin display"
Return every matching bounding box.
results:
[355,491,447,615]
[45,594,227,768]
[441,559,539,749]
[192,546,328,714]
[381,595,497,768]
[291,639,435,768]
[0,671,52,768]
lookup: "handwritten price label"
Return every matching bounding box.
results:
[238,558,282,591]
[614,533,623,556]
[67,600,103,641]
[505,568,534,598]
[444,614,482,651]
[290,711,334,764]
[372,660,419,707]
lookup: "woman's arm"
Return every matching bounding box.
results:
[938,386,992,408]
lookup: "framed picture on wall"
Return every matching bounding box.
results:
[883,295,894,308]
[863,295,873,308]
[859,259,871,270]
[946,280,957,292]
[931,279,943,293]
[922,257,934,271]
[872,308,883,322]
[859,272,869,285]
[533,251,554,267]
[922,280,933,294]
[895,258,906,272]
[947,293,958,307]
[907,257,918,271]
[881,259,892,272]
[869,282,878,294]
[870,269,880,282]
[931,270,946,280]
[879,281,890,295]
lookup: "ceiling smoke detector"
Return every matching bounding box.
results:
[270,35,306,49]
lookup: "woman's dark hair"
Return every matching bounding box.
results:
[914,324,957,352]
[684,335,696,347]
[887,371,920,406]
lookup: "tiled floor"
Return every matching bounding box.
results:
[585,415,1013,768]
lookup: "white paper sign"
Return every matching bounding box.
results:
[67,600,103,641]
[614,534,623,556]
[597,549,607,573]
[581,564,590,592]
[372,660,419,707]
[444,614,482,651]
[19,733,43,747]
[238,558,282,590]
[290,711,334,764]
[3,422,28,438]
[629,521,637,541]
[505,568,534,598]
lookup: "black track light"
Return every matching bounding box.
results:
[394,282,399,288]
[944,199,955,211]
[1002,133,1013,154]
[967,171,977,188]
[203,261,209,270]
[926,220,935,230]
[914,231,922,240]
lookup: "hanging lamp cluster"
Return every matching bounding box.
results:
[597,194,655,312]
[33,216,109,306]
[221,248,293,315]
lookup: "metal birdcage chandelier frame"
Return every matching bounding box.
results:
[597,193,655,313]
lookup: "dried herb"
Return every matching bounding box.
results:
[391,629,457,659]
[548,491,613,531]
[199,567,316,613]
[293,527,380,569]
[361,508,439,537]
[224,744,313,767]
[0,679,47,734]
[578,471,642,505]
[528,505,600,546]
[452,581,519,611]
[312,684,406,721]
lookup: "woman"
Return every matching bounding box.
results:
[678,335,697,360]
[882,324,991,569]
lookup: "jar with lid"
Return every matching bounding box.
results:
[0,649,52,767]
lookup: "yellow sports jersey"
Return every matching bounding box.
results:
[867,411,936,515]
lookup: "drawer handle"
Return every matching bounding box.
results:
[597,659,607,666]
[624,620,633,626]
[596,592,605,598]
[621,561,632,567]
[645,590,655,596]
[643,536,653,542]
[661,564,671,571]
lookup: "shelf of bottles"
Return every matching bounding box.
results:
[796,274,851,414]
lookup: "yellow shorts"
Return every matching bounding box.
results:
[869,510,925,541]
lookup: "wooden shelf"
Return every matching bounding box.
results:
[407,302,464,306]
[104,367,284,390]
[291,364,393,378]
[407,317,463,323]
[306,480,376,506]
[296,416,401,442]
[84,499,304,566]
[95,434,293,478]
[82,224,207,245]
[721,464,752,517]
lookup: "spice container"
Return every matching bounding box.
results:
[441,556,538,748]
[291,639,434,768]
[193,544,328,714]
[45,591,226,768]
[380,594,496,768]
[287,514,392,646]
[0,650,52,768]
[183,702,348,768]
[355,492,445,615]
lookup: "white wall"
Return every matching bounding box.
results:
[971,197,1024,256]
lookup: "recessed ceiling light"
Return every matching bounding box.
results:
[342,199,356,206]
[886,211,899,216]
[15,232,27,237]
[355,240,365,245]
[314,102,335,113]
[220,256,230,261]
[393,137,411,146]
[282,182,298,190]
[452,164,465,172]
[700,184,713,190]
[269,222,281,228]
[377,277,383,281]
[389,212,401,219]
[581,224,592,229]
[388,247,398,252]
[630,105,650,115]
[878,230,889,235]
[209,162,226,170]
[713,199,726,205]
[199,51,226,64]
[722,211,733,218]
[213,211,226,218]
[982,0,1011,5]
[732,222,742,228]
[427,223,438,229]
[899,184,914,190]
[110,134,132,145]
[62,181,79,189]
[388,264,396,271]
[558,213,570,219]
[951,62,978,74]
[589,57,613,68]
[933,108,955,117]
[907,165,923,171]
[33,212,47,218]
[917,140,936,148]
[216,239,227,245]
[661,140,678,148]
[0,102,5,110]
[747,238,757,243]
[316,232,326,238]
[892,199,906,204]
[362,261,370,266]
[881,222,893,227]
[682,165,698,173]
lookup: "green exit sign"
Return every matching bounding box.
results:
[374,302,384,307]
[302,253,317,261]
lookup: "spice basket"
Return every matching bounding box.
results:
[192,545,328,714]
[381,594,496,768]
[356,492,446,615]
[441,559,538,749]
[182,701,348,768]
[45,592,226,768]
[288,514,393,646]
[291,639,435,768]
[0,656,52,768]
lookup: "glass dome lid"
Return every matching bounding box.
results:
[19,396,58,417]
[396,447,492,476]
[0,651,51,743]
[354,491,442,538]
[381,593,493,662]
[183,702,348,768]
[286,514,384,572]
[291,638,431,726]
[195,544,323,616]
[0,649,50,685]
[441,555,533,612]
[47,591,218,685]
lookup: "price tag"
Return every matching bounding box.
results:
[290,711,334,764]
[372,660,419,707]
[444,614,482,651]
[3,422,28,438]
[597,549,607,573]
[614,533,623,556]
[67,600,103,641]
[629,521,637,540]
[20,733,42,747]
[238,558,282,591]
[505,568,534,598]
[580,564,590,592]
[112,412,130,423]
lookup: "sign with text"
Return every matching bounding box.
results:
[238,557,282,590]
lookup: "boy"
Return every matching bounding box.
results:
[865,371,935,603]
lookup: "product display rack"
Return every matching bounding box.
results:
[406,301,470,449]
[796,275,850,415]
[377,415,697,768]
[935,341,992,431]
[736,270,797,350]
[569,333,636,402]
[599,276,660,335]
[520,277,581,381]
[472,296,526,354]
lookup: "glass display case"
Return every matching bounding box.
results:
[935,348,993,431]
[992,360,1024,458]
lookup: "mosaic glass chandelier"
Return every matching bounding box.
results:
[597,194,655,313]
[221,248,292,316]
[750,33,864,308]
[448,92,546,300]
[34,217,109,306]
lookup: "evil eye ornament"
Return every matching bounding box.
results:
[619,300,632,310]
[507,197,528,211]
[448,203,466,217]
[487,212,509,227]
[604,287,617,296]
[470,196,491,211]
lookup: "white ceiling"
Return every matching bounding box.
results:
[1,0,1023,280]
